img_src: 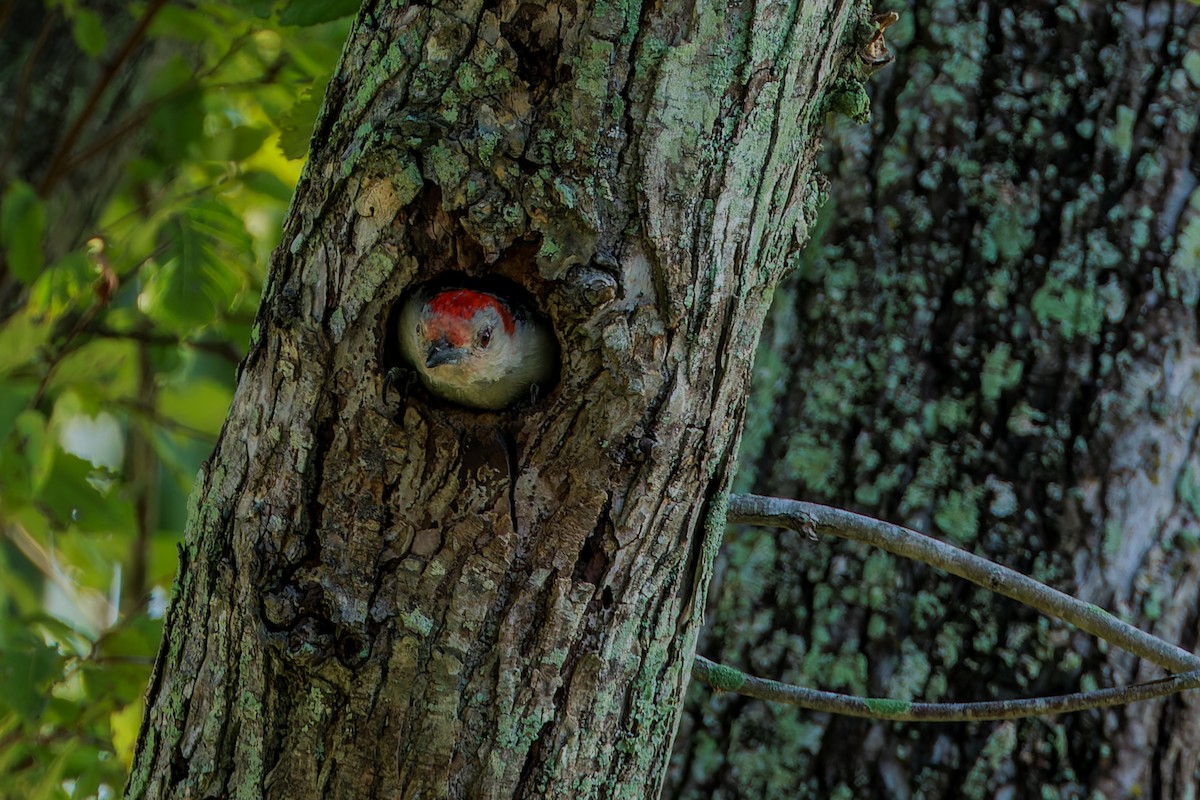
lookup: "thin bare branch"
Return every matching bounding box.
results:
[691,494,1200,720]
[37,0,170,197]
[725,494,1200,674]
[692,656,1200,721]
[54,32,265,180]
[87,324,243,364]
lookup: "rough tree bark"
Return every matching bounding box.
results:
[125,1,868,798]
[670,1,1200,798]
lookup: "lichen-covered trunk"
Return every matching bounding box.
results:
[669,1,1200,798]
[124,2,860,798]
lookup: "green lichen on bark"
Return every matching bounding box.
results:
[825,77,871,123]
[863,697,911,716]
[669,1,1200,798]
[704,661,747,692]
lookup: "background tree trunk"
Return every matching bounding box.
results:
[669,1,1200,798]
[124,1,865,797]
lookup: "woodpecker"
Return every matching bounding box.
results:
[397,286,558,410]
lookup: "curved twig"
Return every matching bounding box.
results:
[689,494,1200,721]
[725,494,1200,673]
[692,656,1200,721]
[38,0,170,196]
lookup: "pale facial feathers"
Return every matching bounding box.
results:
[398,287,556,410]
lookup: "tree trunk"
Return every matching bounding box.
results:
[669,1,1200,798]
[124,1,863,797]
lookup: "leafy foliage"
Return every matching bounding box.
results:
[0,2,352,796]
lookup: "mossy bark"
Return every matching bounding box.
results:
[124,1,861,797]
[669,2,1200,798]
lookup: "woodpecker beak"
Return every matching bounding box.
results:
[425,338,463,368]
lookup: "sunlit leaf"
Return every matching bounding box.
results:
[110,700,144,768]
[0,310,52,378]
[158,377,233,435]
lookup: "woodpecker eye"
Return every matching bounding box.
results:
[479,328,492,348]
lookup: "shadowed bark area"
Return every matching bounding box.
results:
[669,1,1200,798]
[124,1,864,797]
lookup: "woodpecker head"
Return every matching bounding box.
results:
[398,286,557,410]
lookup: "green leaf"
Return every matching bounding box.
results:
[0,620,63,721]
[99,616,163,659]
[43,695,86,728]
[1,180,46,284]
[110,700,144,773]
[31,748,72,800]
[149,4,237,46]
[35,451,134,533]
[226,0,274,15]
[46,339,140,401]
[240,169,296,201]
[26,251,95,319]
[145,52,197,101]
[0,408,42,535]
[277,91,324,159]
[71,7,107,56]
[146,339,184,375]
[150,429,210,530]
[158,377,233,435]
[140,201,252,333]
[82,616,163,704]
[200,125,271,162]
[279,0,361,27]
[149,89,206,160]
[0,309,52,378]
[61,751,109,800]
[17,410,53,496]
[0,380,37,442]
[25,614,88,653]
